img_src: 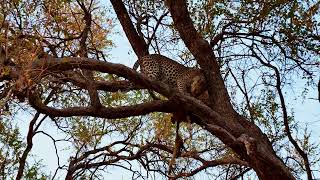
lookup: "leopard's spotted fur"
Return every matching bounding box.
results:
[134,54,205,94]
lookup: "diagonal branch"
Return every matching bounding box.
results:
[29,57,172,96]
[250,45,313,180]
[26,57,239,147]
[16,91,53,180]
[165,0,234,117]
[165,1,295,179]
[110,0,149,57]
[172,156,249,180]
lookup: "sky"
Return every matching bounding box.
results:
[15,24,319,180]
[14,2,320,180]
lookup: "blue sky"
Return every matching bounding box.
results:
[14,2,320,179]
[19,24,318,180]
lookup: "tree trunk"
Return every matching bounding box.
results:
[165,0,295,179]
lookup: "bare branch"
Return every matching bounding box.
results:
[250,45,313,180]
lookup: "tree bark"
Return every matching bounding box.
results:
[26,57,295,179]
[165,0,295,179]
[110,0,149,58]
[18,0,297,179]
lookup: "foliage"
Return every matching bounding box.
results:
[0,117,48,179]
[0,0,319,179]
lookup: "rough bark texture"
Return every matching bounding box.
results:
[23,50,295,180]
[4,1,297,179]
[165,0,295,179]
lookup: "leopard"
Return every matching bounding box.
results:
[133,54,206,95]
[133,54,209,164]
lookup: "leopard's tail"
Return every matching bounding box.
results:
[133,60,140,70]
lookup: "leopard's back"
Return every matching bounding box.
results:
[136,54,205,95]
[139,54,190,88]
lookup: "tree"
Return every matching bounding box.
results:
[0,0,319,179]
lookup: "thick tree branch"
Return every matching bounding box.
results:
[26,57,240,147]
[29,91,175,119]
[29,57,172,96]
[165,0,234,118]
[110,0,149,57]
[165,1,295,179]
[58,72,140,92]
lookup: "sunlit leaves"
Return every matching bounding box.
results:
[153,113,174,141]
[0,0,318,179]
[0,1,117,178]
[70,117,105,148]
[1,0,114,63]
